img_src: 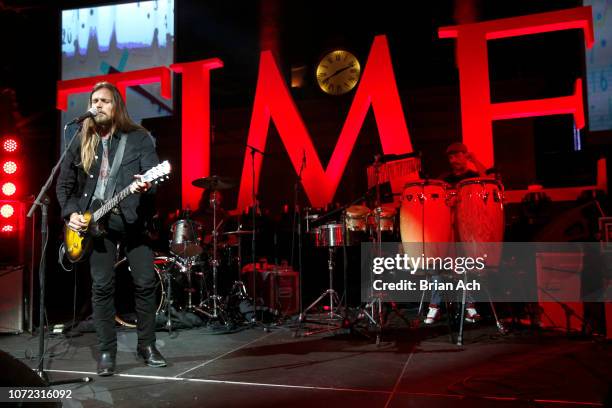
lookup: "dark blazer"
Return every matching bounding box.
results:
[56,128,159,224]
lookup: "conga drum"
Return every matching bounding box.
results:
[400,180,453,261]
[345,205,370,245]
[368,205,398,242]
[455,178,504,268]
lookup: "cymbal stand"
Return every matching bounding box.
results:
[227,226,252,323]
[197,190,226,321]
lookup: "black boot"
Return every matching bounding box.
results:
[97,351,116,376]
[137,344,167,367]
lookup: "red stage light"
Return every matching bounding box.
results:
[3,160,17,175]
[3,138,18,153]
[1,203,14,218]
[2,182,16,196]
[1,224,14,233]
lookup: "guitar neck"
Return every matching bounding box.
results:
[92,185,133,222]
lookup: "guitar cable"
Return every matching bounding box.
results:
[58,243,74,272]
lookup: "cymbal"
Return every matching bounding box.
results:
[192,175,235,190]
[223,230,254,235]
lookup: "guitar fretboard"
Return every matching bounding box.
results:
[92,185,133,222]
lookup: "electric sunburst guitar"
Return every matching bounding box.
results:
[63,160,171,263]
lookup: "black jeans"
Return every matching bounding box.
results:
[90,214,157,353]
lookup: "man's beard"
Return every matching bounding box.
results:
[93,113,112,128]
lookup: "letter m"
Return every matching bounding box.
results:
[236,35,413,211]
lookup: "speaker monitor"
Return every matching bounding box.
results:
[0,265,23,334]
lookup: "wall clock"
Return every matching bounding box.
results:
[316,50,361,95]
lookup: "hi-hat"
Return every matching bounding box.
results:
[192,175,235,190]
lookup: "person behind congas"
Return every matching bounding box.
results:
[424,142,488,325]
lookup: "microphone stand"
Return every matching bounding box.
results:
[247,145,263,326]
[291,153,306,318]
[26,123,92,385]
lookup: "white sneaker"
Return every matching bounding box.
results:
[424,305,440,324]
[464,304,480,323]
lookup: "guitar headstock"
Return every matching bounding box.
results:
[142,160,171,185]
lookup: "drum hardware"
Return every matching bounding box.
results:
[114,255,204,332]
[295,239,344,337]
[297,194,371,339]
[245,145,266,326]
[295,197,371,336]
[223,227,252,308]
[357,155,388,344]
[156,255,202,334]
[304,207,322,233]
[191,176,233,322]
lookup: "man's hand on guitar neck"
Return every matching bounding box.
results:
[130,174,152,194]
[68,212,88,232]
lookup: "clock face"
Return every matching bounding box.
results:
[316,50,361,95]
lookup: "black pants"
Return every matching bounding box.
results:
[90,214,156,353]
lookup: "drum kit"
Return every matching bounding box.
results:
[114,175,254,330]
[113,162,505,339]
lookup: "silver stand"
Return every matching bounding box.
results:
[197,191,226,321]
[27,124,92,385]
[295,247,343,336]
[357,159,385,344]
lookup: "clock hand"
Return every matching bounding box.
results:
[323,64,354,81]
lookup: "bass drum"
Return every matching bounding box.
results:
[114,256,188,328]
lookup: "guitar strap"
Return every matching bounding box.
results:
[104,133,127,201]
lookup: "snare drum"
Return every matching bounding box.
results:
[313,224,345,247]
[170,219,203,257]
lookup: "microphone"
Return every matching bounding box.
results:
[66,107,98,126]
[246,144,267,156]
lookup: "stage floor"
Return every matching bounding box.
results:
[1,319,610,408]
